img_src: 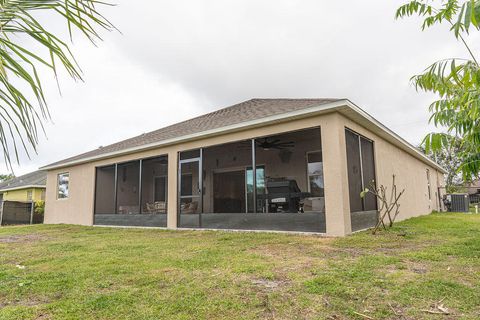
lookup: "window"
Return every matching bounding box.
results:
[426,169,431,200]
[307,151,324,197]
[57,173,69,199]
[26,190,32,201]
[41,190,46,201]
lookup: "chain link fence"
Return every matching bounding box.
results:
[0,201,35,225]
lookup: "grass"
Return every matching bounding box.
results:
[0,213,479,319]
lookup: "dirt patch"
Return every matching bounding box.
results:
[404,261,429,275]
[377,239,444,254]
[0,234,46,243]
[251,278,288,291]
[0,296,50,308]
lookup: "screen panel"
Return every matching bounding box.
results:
[360,137,377,211]
[345,129,363,212]
[95,165,116,214]
[116,161,140,214]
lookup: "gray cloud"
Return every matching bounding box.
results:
[7,0,478,174]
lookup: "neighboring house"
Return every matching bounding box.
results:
[41,99,445,236]
[467,178,480,193]
[0,170,47,202]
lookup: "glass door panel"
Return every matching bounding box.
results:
[246,166,265,213]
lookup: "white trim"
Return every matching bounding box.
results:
[40,99,446,173]
[0,185,45,193]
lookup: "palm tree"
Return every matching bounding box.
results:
[0,0,114,168]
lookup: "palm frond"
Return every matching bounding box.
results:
[0,0,114,169]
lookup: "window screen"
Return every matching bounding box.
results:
[360,137,377,211]
[116,161,140,214]
[345,129,377,212]
[345,129,363,212]
[95,165,116,214]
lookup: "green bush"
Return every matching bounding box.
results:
[34,200,45,215]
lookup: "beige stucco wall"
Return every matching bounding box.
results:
[44,111,444,235]
[338,115,445,221]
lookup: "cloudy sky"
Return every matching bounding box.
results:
[7,0,480,174]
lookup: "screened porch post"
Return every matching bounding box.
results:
[113,164,118,214]
[138,159,143,214]
[199,148,203,225]
[321,113,352,236]
[251,138,257,214]
[167,150,178,228]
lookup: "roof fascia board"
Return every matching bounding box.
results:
[0,185,46,192]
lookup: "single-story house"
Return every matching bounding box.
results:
[0,170,47,202]
[41,99,445,236]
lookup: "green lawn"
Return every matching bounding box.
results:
[0,213,479,319]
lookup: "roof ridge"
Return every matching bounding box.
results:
[99,99,260,147]
[0,170,46,190]
[133,99,342,137]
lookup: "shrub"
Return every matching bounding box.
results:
[34,200,45,215]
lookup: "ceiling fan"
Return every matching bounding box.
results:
[239,138,295,151]
[256,138,295,150]
[237,138,295,150]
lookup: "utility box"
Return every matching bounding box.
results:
[444,194,470,212]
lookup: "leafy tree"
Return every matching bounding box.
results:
[419,135,465,192]
[0,1,114,169]
[396,0,480,181]
[0,172,13,182]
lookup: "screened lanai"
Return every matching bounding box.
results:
[178,126,326,233]
[93,155,168,227]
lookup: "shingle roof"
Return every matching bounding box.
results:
[44,98,341,168]
[0,170,46,192]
